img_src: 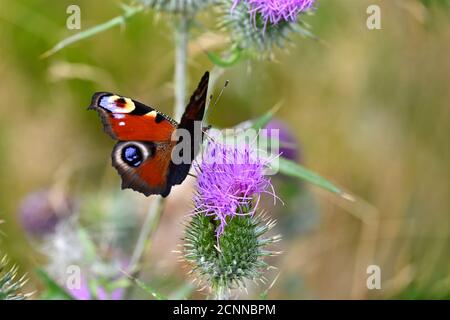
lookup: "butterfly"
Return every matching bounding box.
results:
[88,71,209,197]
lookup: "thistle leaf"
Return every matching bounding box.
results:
[206,46,243,68]
[132,278,167,300]
[276,157,353,200]
[41,5,145,58]
[122,271,167,300]
[35,268,73,300]
[250,103,282,131]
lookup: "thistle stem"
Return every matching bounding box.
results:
[124,12,191,298]
[174,14,190,121]
[124,197,163,298]
[128,197,163,273]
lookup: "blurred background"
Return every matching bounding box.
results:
[0,0,449,299]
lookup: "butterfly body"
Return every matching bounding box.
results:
[89,71,209,197]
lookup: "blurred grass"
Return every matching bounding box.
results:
[0,0,449,299]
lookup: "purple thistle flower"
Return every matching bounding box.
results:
[193,141,275,238]
[233,0,315,26]
[264,119,302,162]
[19,189,75,236]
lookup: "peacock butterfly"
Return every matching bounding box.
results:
[88,71,209,197]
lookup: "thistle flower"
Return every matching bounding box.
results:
[264,118,301,162]
[233,0,315,26]
[0,256,30,300]
[220,0,316,56]
[19,189,75,237]
[183,141,280,298]
[193,141,274,238]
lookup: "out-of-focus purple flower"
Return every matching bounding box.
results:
[97,287,124,300]
[193,142,274,238]
[66,275,91,300]
[19,189,75,236]
[233,0,315,26]
[264,119,302,162]
[66,275,124,300]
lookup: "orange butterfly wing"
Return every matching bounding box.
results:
[88,92,176,141]
[89,71,209,197]
[111,141,175,197]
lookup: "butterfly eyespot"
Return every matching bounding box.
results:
[121,145,143,167]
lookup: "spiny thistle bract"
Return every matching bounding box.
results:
[219,0,314,57]
[141,0,216,13]
[0,256,30,300]
[183,212,280,296]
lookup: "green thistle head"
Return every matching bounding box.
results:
[0,256,30,300]
[183,212,280,298]
[141,0,216,13]
[219,0,314,58]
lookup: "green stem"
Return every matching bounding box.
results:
[128,197,163,273]
[124,197,163,298]
[125,11,191,300]
[174,14,190,121]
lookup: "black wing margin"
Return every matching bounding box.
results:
[167,71,209,187]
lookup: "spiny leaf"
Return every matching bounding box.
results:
[35,268,73,300]
[276,157,353,200]
[122,271,167,300]
[206,46,243,68]
[41,5,145,58]
[133,278,167,300]
[251,102,282,131]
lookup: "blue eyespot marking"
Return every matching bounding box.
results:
[121,145,143,167]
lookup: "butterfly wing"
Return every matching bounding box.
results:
[88,71,209,197]
[89,93,177,197]
[167,71,209,186]
[111,140,175,197]
[88,93,177,141]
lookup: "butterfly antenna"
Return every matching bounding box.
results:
[201,80,229,142]
[205,80,229,119]
[206,94,213,113]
